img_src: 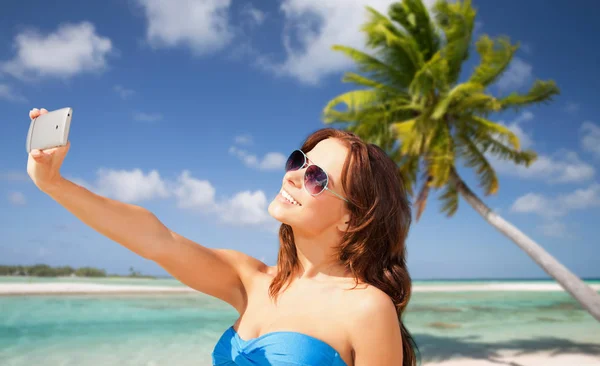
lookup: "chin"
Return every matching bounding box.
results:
[268,200,284,222]
[268,199,295,226]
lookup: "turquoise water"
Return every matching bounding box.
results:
[3,275,598,286]
[1,278,599,365]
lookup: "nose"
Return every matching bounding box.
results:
[283,168,303,190]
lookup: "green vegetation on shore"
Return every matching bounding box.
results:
[0,264,155,279]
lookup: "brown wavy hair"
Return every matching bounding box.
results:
[268,127,419,365]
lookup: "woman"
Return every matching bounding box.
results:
[27,108,419,365]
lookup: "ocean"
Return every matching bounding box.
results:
[1,277,599,365]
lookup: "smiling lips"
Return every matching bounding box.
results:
[280,188,301,206]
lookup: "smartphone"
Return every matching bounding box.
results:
[26,107,73,153]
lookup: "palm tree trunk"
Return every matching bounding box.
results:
[450,170,600,322]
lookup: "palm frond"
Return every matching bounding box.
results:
[477,134,537,166]
[341,72,402,92]
[469,35,518,87]
[392,118,442,157]
[332,105,401,150]
[452,92,501,116]
[457,133,499,195]
[409,51,450,101]
[332,45,412,90]
[432,82,484,119]
[425,124,454,187]
[323,86,416,126]
[439,182,459,217]
[499,80,560,111]
[434,0,476,84]
[361,7,423,88]
[470,116,520,150]
[389,0,441,60]
[323,90,384,119]
[392,119,417,134]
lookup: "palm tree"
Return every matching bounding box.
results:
[322,0,600,321]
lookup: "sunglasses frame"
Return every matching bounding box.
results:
[286,149,349,203]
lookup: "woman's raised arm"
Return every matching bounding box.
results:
[27,108,262,313]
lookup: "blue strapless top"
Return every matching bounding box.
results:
[212,326,348,366]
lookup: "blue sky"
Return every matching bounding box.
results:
[1,0,599,279]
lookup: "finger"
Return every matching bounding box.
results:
[31,150,48,162]
[43,147,59,155]
[40,108,48,114]
[30,149,43,158]
[29,108,40,120]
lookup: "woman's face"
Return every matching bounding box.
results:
[268,138,350,236]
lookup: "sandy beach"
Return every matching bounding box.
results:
[1,281,599,295]
[425,351,600,366]
[0,282,196,295]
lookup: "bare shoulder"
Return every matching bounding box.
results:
[344,284,403,365]
[345,284,398,324]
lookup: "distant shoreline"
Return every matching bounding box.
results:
[2,275,599,281]
[1,281,599,296]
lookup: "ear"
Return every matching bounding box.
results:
[336,212,351,232]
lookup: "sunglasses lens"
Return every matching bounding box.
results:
[285,150,305,172]
[305,165,327,195]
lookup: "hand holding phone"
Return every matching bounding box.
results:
[26,108,72,192]
[26,107,72,153]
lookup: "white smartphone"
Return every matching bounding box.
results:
[26,107,73,153]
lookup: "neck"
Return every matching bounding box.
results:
[291,227,350,280]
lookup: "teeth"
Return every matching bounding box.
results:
[281,189,300,205]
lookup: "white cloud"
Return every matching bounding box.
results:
[173,170,217,210]
[234,134,253,145]
[229,146,286,171]
[114,85,135,99]
[218,190,272,225]
[0,84,27,102]
[241,4,266,27]
[495,150,594,184]
[496,57,532,91]
[172,171,277,229]
[497,111,534,149]
[492,112,594,184]
[260,152,287,170]
[8,191,26,205]
[69,168,278,230]
[95,168,170,202]
[511,183,600,218]
[561,183,600,210]
[581,121,600,159]
[264,0,435,85]
[1,22,112,80]
[135,0,233,55]
[133,112,163,122]
[511,193,559,217]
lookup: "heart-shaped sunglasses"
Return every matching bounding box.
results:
[285,149,349,203]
